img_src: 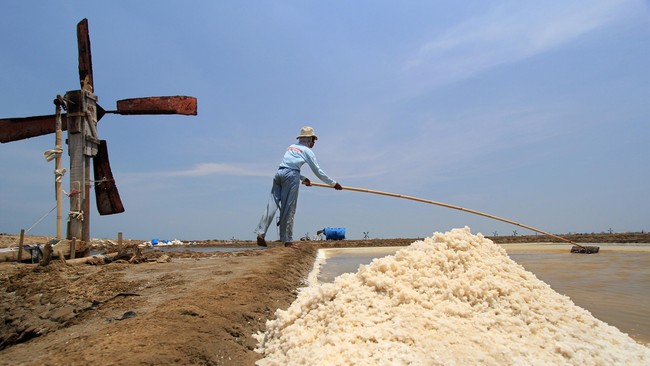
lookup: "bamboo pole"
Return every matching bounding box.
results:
[55,100,64,239]
[306,182,583,248]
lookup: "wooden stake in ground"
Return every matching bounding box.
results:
[17,229,25,262]
[40,242,52,266]
[118,231,123,251]
[70,237,77,260]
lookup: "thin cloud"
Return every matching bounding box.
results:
[119,163,271,182]
[404,1,638,89]
[163,163,269,178]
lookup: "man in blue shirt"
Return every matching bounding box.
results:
[255,126,342,248]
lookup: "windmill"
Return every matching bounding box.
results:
[0,19,197,254]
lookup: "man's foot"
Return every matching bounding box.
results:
[284,242,299,249]
[256,234,267,247]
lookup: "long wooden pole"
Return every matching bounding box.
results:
[54,101,63,239]
[307,182,582,247]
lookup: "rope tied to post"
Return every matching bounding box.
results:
[54,168,67,183]
[43,146,64,162]
[69,210,84,222]
[91,177,114,186]
[63,189,81,197]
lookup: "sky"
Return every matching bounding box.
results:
[1,1,649,241]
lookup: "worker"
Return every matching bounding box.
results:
[255,126,342,248]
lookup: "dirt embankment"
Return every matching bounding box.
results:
[486,232,650,244]
[0,245,317,366]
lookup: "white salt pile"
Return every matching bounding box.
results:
[254,227,650,365]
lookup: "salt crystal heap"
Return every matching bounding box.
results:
[255,227,650,365]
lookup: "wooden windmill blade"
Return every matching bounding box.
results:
[113,96,198,115]
[93,96,197,215]
[90,135,124,216]
[0,96,197,144]
[77,18,94,92]
[92,96,196,215]
[74,19,124,216]
[0,114,67,143]
[93,140,124,215]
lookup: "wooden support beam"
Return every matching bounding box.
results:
[65,89,98,243]
[68,181,83,240]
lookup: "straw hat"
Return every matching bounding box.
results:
[296,126,318,140]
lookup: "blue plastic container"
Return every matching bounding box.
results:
[324,227,346,240]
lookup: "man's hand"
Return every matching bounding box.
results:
[302,178,311,186]
[334,182,343,190]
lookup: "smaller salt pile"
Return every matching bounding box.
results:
[254,227,650,365]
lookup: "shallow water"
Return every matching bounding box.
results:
[317,243,650,344]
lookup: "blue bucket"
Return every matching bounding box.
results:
[324,227,346,240]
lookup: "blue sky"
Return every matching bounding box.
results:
[1,1,649,241]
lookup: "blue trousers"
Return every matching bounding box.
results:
[255,168,300,243]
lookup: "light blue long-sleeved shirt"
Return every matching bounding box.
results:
[279,143,337,186]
